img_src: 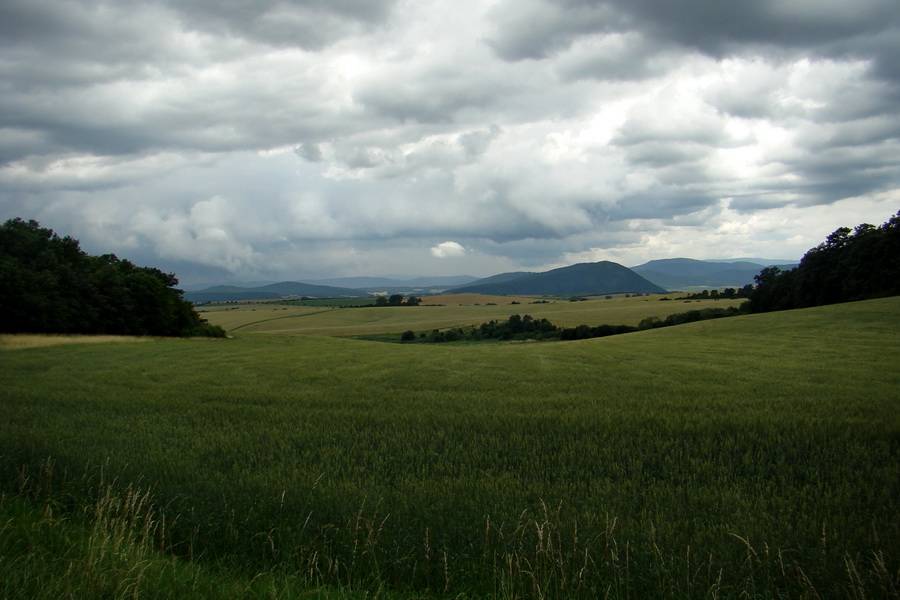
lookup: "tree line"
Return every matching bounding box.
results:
[0,218,226,337]
[401,306,742,343]
[746,211,900,313]
[678,285,754,301]
[374,294,421,306]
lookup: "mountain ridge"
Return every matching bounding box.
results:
[631,258,798,290]
[184,281,367,303]
[183,258,796,302]
[451,261,666,296]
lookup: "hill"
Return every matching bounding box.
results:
[451,261,666,295]
[631,258,797,290]
[449,270,535,289]
[303,275,479,291]
[184,281,368,303]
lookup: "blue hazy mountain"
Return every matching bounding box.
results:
[184,281,367,303]
[631,258,798,290]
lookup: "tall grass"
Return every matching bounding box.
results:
[0,459,396,599]
[1,297,898,598]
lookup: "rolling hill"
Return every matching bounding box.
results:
[184,281,367,303]
[184,257,802,303]
[631,258,798,290]
[451,261,666,295]
[303,275,479,290]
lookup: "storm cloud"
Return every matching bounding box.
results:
[1,0,897,284]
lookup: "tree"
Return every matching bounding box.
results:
[0,218,225,337]
[746,211,900,313]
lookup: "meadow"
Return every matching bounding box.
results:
[199,293,745,337]
[1,296,898,599]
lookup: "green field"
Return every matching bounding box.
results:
[1,297,898,598]
[199,294,745,337]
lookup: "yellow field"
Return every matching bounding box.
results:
[200,294,745,336]
[0,334,154,350]
[195,304,329,330]
[418,293,545,305]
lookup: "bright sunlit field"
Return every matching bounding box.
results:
[1,296,898,599]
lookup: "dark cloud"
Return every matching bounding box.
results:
[353,65,503,124]
[1,0,897,283]
[295,142,323,162]
[458,125,502,158]
[622,143,710,168]
[487,0,900,85]
[484,0,622,61]
[617,0,900,61]
[163,0,397,50]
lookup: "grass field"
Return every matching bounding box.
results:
[198,294,744,337]
[1,296,898,598]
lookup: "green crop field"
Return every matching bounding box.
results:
[1,297,898,599]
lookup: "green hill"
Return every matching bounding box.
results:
[453,260,666,295]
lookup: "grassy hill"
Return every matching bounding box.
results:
[453,261,666,295]
[1,297,897,598]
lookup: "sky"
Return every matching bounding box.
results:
[1,0,899,286]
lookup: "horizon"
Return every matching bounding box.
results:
[185,255,800,290]
[1,1,897,287]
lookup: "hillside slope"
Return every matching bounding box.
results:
[452,261,666,295]
[631,258,796,289]
[185,281,367,303]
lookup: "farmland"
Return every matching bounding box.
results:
[1,296,898,599]
[200,293,745,337]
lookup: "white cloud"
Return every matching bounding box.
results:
[431,241,466,258]
[1,0,898,284]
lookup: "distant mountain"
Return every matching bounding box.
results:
[304,275,479,290]
[184,281,367,303]
[179,280,279,292]
[402,275,480,288]
[450,271,535,289]
[451,262,666,296]
[704,257,798,265]
[631,258,798,290]
[183,257,802,302]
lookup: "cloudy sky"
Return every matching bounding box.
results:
[2,0,899,285]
